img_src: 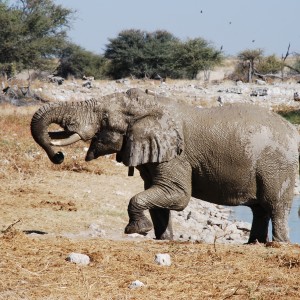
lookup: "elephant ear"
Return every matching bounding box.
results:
[120,88,184,167]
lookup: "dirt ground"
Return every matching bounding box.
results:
[0,95,300,299]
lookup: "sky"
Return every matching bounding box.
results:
[54,0,300,57]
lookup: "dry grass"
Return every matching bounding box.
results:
[1,230,300,299]
[1,103,300,299]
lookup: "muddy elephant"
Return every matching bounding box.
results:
[31,88,299,243]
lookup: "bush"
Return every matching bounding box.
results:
[256,55,283,74]
[104,29,223,79]
[291,58,300,74]
[56,43,108,79]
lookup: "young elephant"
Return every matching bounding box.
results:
[31,88,299,243]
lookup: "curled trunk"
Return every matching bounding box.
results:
[31,103,72,164]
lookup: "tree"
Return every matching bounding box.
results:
[237,49,263,82]
[141,30,182,78]
[105,29,223,79]
[105,29,182,79]
[174,38,223,79]
[256,54,283,75]
[105,29,147,78]
[0,0,74,73]
[56,43,108,79]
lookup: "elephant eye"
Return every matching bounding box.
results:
[101,117,108,127]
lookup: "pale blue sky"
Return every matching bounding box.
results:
[54,0,300,57]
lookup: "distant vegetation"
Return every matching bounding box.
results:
[104,29,223,79]
[0,0,72,76]
[0,0,300,81]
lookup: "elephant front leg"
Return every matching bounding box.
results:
[124,195,153,235]
[124,186,189,238]
[149,208,173,240]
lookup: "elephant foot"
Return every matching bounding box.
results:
[124,216,153,235]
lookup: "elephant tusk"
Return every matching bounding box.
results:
[50,133,81,146]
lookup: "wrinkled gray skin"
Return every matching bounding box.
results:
[31,88,299,243]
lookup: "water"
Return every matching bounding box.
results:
[230,195,300,244]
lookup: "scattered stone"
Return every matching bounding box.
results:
[88,223,106,237]
[256,79,266,85]
[66,253,90,265]
[250,88,268,96]
[293,92,300,101]
[173,198,251,244]
[218,87,242,94]
[227,233,241,241]
[83,75,94,81]
[154,253,171,266]
[48,75,64,85]
[83,81,92,89]
[235,221,251,232]
[128,280,145,289]
[126,233,148,239]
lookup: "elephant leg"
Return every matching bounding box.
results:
[125,160,191,236]
[149,208,173,240]
[248,204,270,243]
[125,185,190,236]
[124,195,153,235]
[271,207,290,242]
[270,182,293,242]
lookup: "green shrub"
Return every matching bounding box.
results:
[256,55,283,74]
[56,43,108,79]
[104,29,223,79]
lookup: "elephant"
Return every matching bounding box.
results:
[31,88,299,243]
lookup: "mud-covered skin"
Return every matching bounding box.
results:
[31,89,299,243]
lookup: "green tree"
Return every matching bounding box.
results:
[105,29,182,79]
[288,56,300,74]
[174,38,223,79]
[256,54,283,74]
[141,30,182,78]
[105,29,222,79]
[56,43,108,79]
[105,29,146,78]
[0,0,73,72]
[237,49,263,82]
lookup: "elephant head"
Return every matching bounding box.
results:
[31,88,184,166]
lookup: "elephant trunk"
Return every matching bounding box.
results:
[31,103,70,164]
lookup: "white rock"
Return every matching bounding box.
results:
[66,253,90,265]
[154,253,171,266]
[235,221,251,232]
[207,217,223,226]
[126,233,147,238]
[129,280,145,289]
[88,223,106,237]
[225,223,237,233]
[227,233,242,241]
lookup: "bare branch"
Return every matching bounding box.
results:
[282,43,291,62]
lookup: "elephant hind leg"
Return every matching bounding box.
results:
[149,208,173,240]
[271,208,290,242]
[248,204,270,243]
